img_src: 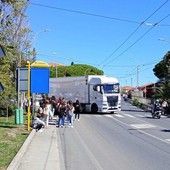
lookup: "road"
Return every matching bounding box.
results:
[57,100,170,170]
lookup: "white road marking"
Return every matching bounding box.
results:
[136,114,145,117]
[74,126,103,170]
[111,116,170,144]
[114,114,124,118]
[130,124,156,129]
[105,115,113,118]
[124,114,135,118]
[165,139,170,142]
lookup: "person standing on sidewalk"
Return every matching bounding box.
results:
[74,99,82,121]
[58,98,66,128]
[43,100,51,128]
[68,100,75,128]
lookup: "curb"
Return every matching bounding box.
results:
[6,129,36,170]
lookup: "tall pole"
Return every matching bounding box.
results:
[130,56,139,88]
[27,61,31,131]
[137,65,139,88]
[56,66,58,78]
[33,29,50,61]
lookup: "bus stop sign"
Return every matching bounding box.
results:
[30,61,50,94]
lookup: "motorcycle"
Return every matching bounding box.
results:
[151,107,162,119]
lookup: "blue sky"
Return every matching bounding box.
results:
[26,0,170,87]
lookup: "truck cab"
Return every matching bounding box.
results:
[86,76,121,113]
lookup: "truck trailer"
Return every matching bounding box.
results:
[49,75,121,113]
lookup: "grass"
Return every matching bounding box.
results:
[0,114,29,170]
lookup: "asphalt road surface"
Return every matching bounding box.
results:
[57,100,170,170]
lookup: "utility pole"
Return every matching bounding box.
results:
[137,65,139,88]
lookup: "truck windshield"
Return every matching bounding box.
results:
[102,84,119,94]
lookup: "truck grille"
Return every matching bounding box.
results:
[107,96,118,107]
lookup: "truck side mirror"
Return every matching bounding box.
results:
[97,86,100,92]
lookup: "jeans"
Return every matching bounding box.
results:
[68,114,74,126]
[59,115,64,126]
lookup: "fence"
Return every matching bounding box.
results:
[131,91,153,105]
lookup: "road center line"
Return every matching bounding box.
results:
[74,128,103,170]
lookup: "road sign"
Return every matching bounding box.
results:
[16,68,28,92]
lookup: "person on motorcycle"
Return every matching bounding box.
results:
[153,99,162,113]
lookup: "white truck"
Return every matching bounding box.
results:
[49,75,121,113]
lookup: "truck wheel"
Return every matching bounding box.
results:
[91,104,98,113]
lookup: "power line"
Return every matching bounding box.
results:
[99,0,170,65]
[29,2,140,24]
[103,14,170,66]
[29,2,170,27]
[29,1,169,68]
[106,57,163,81]
[28,1,169,79]
[103,65,135,68]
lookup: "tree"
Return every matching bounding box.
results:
[153,51,170,101]
[50,64,104,78]
[0,0,32,115]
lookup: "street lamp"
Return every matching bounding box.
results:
[33,29,50,47]
[33,29,50,61]
[158,38,170,44]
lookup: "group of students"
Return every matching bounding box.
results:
[31,95,82,131]
[57,97,82,127]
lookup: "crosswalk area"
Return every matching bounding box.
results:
[91,113,170,143]
[91,113,148,119]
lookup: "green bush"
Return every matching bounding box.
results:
[0,105,16,117]
[132,98,140,106]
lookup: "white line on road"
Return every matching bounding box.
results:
[124,114,135,118]
[105,115,113,118]
[114,114,124,118]
[136,114,145,117]
[130,124,156,129]
[111,116,170,145]
[165,139,170,142]
[74,127,103,170]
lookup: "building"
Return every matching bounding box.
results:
[48,62,65,67]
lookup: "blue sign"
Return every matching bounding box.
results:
[31,68,49,93]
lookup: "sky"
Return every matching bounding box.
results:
[26,0,170,87]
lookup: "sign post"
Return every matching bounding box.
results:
[27,61,31,131]
[26,61,50,131]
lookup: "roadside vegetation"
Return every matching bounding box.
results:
[0,114,28,170]
[50,63,104,78]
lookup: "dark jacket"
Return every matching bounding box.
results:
[58,104,66,118]
[74,100,82,113]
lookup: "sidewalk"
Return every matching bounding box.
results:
[7,121,60,170]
